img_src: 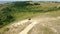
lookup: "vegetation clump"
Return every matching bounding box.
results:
[0,7,15,28]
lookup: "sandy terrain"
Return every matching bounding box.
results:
[2,16,60,34]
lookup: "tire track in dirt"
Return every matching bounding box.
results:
[18,20,37,34]
[2,16,60,34]
[19,16,60,34]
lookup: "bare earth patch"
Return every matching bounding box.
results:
[1,16,60,34]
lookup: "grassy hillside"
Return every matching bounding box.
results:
[0,1,60,28]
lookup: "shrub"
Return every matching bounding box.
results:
[34,3,40,5]
[0,7,15,28]
[4,28,10,31]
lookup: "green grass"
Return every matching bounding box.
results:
[0,1,60,34]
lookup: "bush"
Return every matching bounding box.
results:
[13,1,33,8]
[4,28,10,31]
[34,3,40,5]
[0,7,15,28]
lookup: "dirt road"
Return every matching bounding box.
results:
[2,16,60,34]
[18,16,60,34]
[18,20,37,34]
